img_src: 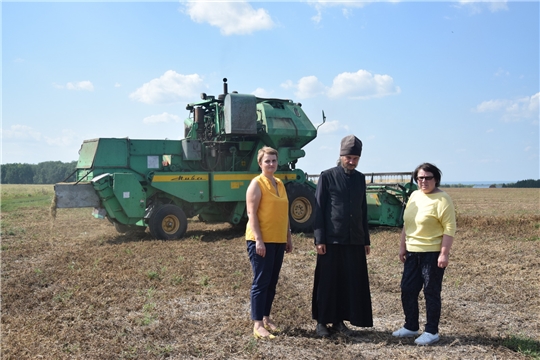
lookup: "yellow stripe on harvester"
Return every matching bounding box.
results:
[213,174,258,181]
[153,174,209,182]
[213,173,298,181]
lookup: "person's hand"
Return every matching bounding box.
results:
[438,253,449,268]
[286,239,293,253]
[316,244,326,255]
[256,240,266,257]
[399,246,407,263]
[365,245,371,256]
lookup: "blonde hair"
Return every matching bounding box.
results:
[257,146,278,164]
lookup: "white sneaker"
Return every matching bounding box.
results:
[415,332,440,345]
[392,327,419,337]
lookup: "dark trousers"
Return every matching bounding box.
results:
[401,251,445,334]
[247,241,286,321]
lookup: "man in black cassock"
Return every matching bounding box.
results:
[312,135,373,337]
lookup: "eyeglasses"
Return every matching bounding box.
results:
[417,176,434,181]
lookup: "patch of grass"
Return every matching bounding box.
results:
[146,344,173,357]
[244,338,258,353]
[53,289,75,303]
[62,342,80,354]
[171,275,183,285]
[503,335,540,358]
[138,288,157,326]
[1,185,55,212]
[200,275,210,287]
[120,346,138,359]
[146,270,160,280]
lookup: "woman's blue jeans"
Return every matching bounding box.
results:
[247,241,286,321]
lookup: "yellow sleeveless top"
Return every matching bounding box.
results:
[245,174,289,243]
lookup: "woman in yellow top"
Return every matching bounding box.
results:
[392,163,456,346]
[246,146,293,340]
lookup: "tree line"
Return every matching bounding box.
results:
[1,161,539,187]
[502,179,540,188]
[1,161,77,184]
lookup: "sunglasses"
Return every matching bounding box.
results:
[417,176,434,181]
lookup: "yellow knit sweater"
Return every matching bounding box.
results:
[403,190,456,252]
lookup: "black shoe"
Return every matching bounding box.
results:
[316,323,331,338]
[332,321,353,336]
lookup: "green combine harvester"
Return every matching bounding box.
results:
[54,78,415,239]
[55,79,319,239]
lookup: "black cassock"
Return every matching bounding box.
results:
[312,244,373,327]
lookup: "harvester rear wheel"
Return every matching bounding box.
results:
[149,204,188,240]
[286,183,316,233]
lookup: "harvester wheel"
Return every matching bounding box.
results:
[149,204,188,240]
[286,183,316,233]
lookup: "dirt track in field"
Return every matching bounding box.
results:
[1,188,539,359]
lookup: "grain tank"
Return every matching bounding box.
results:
[54,79,318,239]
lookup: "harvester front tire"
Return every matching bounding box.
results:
[286,183,316,233]
[149,204,188,240]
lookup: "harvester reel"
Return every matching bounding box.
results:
[149,204,188,240]
[286,183,316,233]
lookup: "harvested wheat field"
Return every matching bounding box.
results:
[1,186,539,359]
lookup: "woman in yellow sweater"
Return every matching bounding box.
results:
[392,163,456,345]
[246,146,293,340]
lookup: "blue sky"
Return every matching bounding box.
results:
[2,0,539,182]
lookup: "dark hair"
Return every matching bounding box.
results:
[413,162,442,187]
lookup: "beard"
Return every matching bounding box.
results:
[340,160,356,174]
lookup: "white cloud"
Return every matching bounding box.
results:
[282,70,400,100]
[318,119,349,134]
[281,76,327,99]
[114,83,121,88]
[296,76,327,99]
[130,71,206,105]
[53,81,94,91]
[143,112,182,124]
[280,80,295,90]
[252,87,273,98]
[308,1,369,23]
[1,125,42,141]
[456,0,509,14]
[475,92,540,122]
[475,99,506,112]
[44,129,77,146]
[67,81,94,91]
[327,70,401,99]
[1,125,79,150]
[494,67,509,77]
[181,0,274,35]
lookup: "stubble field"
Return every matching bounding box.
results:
[1,186,539,359]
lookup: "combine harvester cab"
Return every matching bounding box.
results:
[54,78,319,240]
[365,172,418,227]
